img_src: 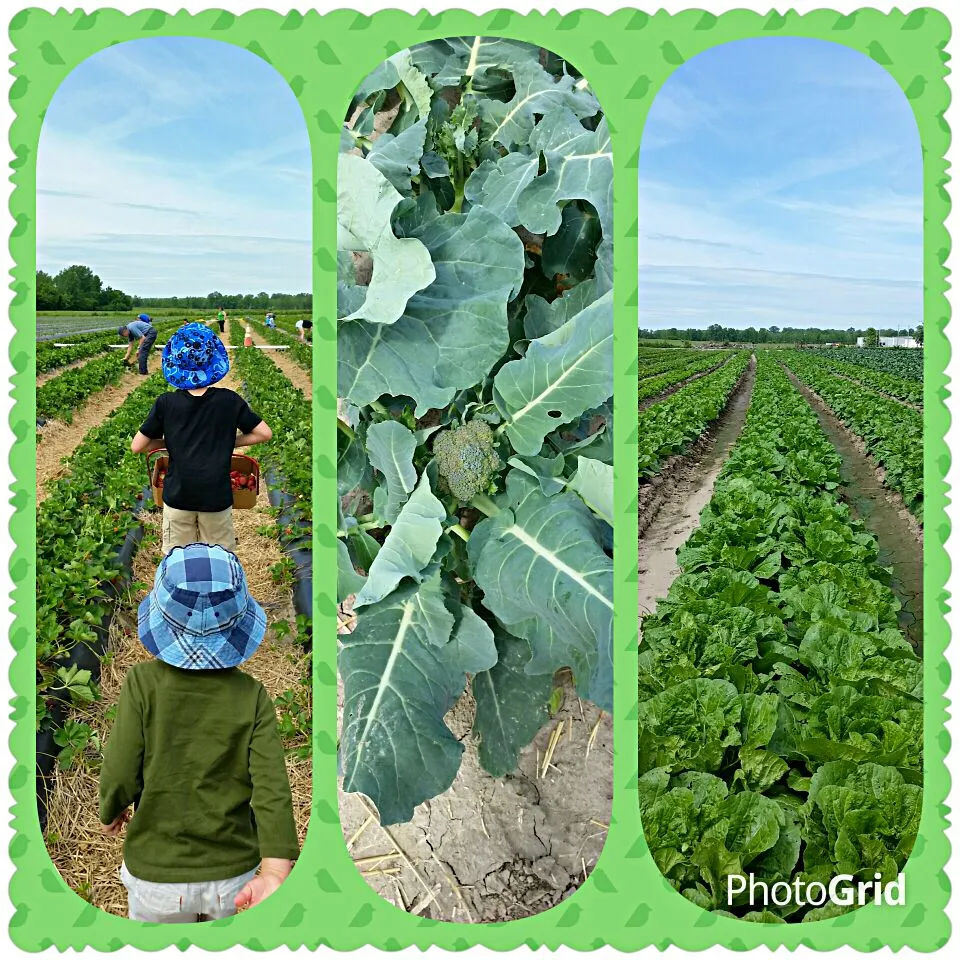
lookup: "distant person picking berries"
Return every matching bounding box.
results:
[294,317,313,343]
[217,306,227,334]
[119,314,158,375]
[130,322,272,555]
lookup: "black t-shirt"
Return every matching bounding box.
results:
[139,388,262,512]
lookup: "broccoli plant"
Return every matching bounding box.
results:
[337,37,613,825]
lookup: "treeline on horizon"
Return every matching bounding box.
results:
[640,323,922,344]
[36,265,311,312]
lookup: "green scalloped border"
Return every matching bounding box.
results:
[8,6,951,951]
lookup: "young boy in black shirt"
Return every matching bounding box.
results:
[131,323,272,554]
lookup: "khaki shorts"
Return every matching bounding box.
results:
[162,504,237,555]
[120,861,258,923]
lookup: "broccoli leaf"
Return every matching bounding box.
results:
[473,628,553,777]
[339,205,525,414]
[494,290,613,456]
[340,572,497,824]
[354,471,446,608]
[337,154,436,324]
[468,470,613,711]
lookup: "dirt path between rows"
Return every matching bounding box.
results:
[43,321,311,915]
[638,356,757,625]
[36,370,147,505]
[783,365,923,654]
[638,355,732,412]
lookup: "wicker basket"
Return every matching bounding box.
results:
[146,450,260,509]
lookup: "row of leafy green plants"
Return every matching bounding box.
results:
[36,372,170,821]
[229,323,313,760]
[782,351,923,522]
[247,317,313,375]
[36,318,183,374]
[807,350,922,407]
[638,349,732,402]
[336,37,614,825]
[637,348,723,381]
[811,346,923,384]
[638,351,750,479]
[37,352,130,423]
[638,355,922,922]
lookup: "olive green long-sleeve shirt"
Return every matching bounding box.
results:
[99,659,299,882]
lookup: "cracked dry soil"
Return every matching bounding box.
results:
[337,675,612,922]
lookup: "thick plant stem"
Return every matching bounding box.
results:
[369,399,390,417]
[337,418,355,440]
[448,523,471,542]
[470,493,500,517]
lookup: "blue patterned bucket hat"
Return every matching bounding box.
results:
[138,544,266,669]
[161,321,230,389]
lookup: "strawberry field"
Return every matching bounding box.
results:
[36,317,313,912]
[637,345,924,923]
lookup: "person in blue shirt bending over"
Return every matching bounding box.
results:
[120,314,159,375]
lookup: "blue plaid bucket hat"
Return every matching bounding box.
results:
[138,544,266,669]
[161,321,230,390]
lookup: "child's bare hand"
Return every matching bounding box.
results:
[100,809,131,837]
[235,859,293,911]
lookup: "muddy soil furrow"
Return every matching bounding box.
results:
[638,356,757,624]
[782,365,923,653]
[638,354,733,412]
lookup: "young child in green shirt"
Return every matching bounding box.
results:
[98,543,299,922]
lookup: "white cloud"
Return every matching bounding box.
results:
[37,126,310,296]
[638,176,922,330]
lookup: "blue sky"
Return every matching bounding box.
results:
[638,37,923,331]
[37,38,311,297]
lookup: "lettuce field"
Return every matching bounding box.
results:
[637,346,923,923]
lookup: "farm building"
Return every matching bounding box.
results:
[855,336,921,348]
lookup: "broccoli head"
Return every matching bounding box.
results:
[433,419,503,502]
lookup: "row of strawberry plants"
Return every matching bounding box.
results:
[638,350,732,402]
[806,350,922,406]
[638,351,750,478]
[37,330,116,373]
[228,324,313,759]
[248,317,313,375]
[37,372,169,729]
[782,351,923,522]
[638,355,922,922]
[37,352,130,423]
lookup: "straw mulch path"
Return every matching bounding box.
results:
[43,335,312,916]
[36,368,147,505]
